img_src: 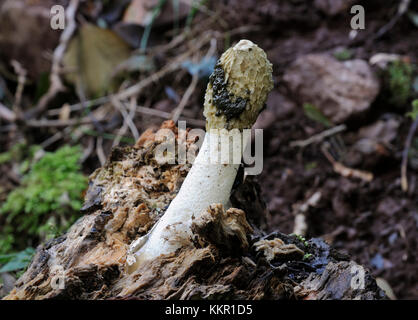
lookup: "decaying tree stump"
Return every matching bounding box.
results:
[4,121,385,300]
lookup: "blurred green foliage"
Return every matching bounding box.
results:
[303,103,332,127]
[387,60,414,107]
[406,99,418,120]
[0,145,87,269]
[333,48,353,61]
[0,143,39,166]
[0,248,35,273]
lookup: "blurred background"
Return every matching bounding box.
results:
[0,0,417,299]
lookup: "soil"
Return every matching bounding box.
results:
[224,0,418,299]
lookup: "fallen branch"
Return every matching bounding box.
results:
[96,136,106,166]
[137,106,205,127]
[27,0,80,118]
[0,103,15,122]
[170,38,217,123]
[112,97,139,147]
[25,117,106,128]
[290,124,347,148]
[171,73,199,122]
[321,143,373,182]
[401,116,418,192]
[10,60,26,119]
[372,0,410,40]
[111,96,140,146]
[45,31,212,120]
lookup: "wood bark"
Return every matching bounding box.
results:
[4,121,385,300]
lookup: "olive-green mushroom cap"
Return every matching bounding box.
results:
[203,39,274,130]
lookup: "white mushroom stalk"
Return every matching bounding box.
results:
[127,40,273,270]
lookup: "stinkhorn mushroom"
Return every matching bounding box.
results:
[127,39,273,270]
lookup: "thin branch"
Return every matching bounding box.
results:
[28,0,80,118]
[96,136,106,166]
[81,137,95,163]
[321,142,373,182]
[10,60,27,119]
[171,73,199,122]
[25,117,106,128]
[290,124,347,148]
[111,96,139,147]
[0,103,16,122]
[401,117,418,192]
[40,126,73,149]
[47,33,211,118]
[118,33,212,101]
[136,106,205,127]
[373,0,411,40]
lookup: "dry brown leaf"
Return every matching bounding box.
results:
[63,24,131,97]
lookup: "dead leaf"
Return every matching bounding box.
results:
[63,24,131,97]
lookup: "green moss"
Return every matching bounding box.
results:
[290,233,310,247]
[0,145,87,252]
[0,142,39,166]
[0,234,14,255]
[333,49,352,61]
[303,253,313,260]
[303,103,332,127]
[387,60,414,107]
[406,99,418,120]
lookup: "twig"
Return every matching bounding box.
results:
[290,124,347,148]
[171,73,199,122]
[119,33,212,101]
[40,131,63,149]
[112,96,139,147]
[40,127,73,149]
[28,0,80,118]
[49,103,205,127]
[321,143,373,182]
[136,106,205,127]
[10,60,27,119]
[25,117,106,128]
[47,96,110,116]
[49,32,212,117]
[171,37,217,122]
[0,103,16,122]
[75,73,105,133]
[401,117,418,192]
[373,0,410,40]
[81,137,95,163]
[96,136,106,166]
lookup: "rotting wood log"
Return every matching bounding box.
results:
[4,121,385,300]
